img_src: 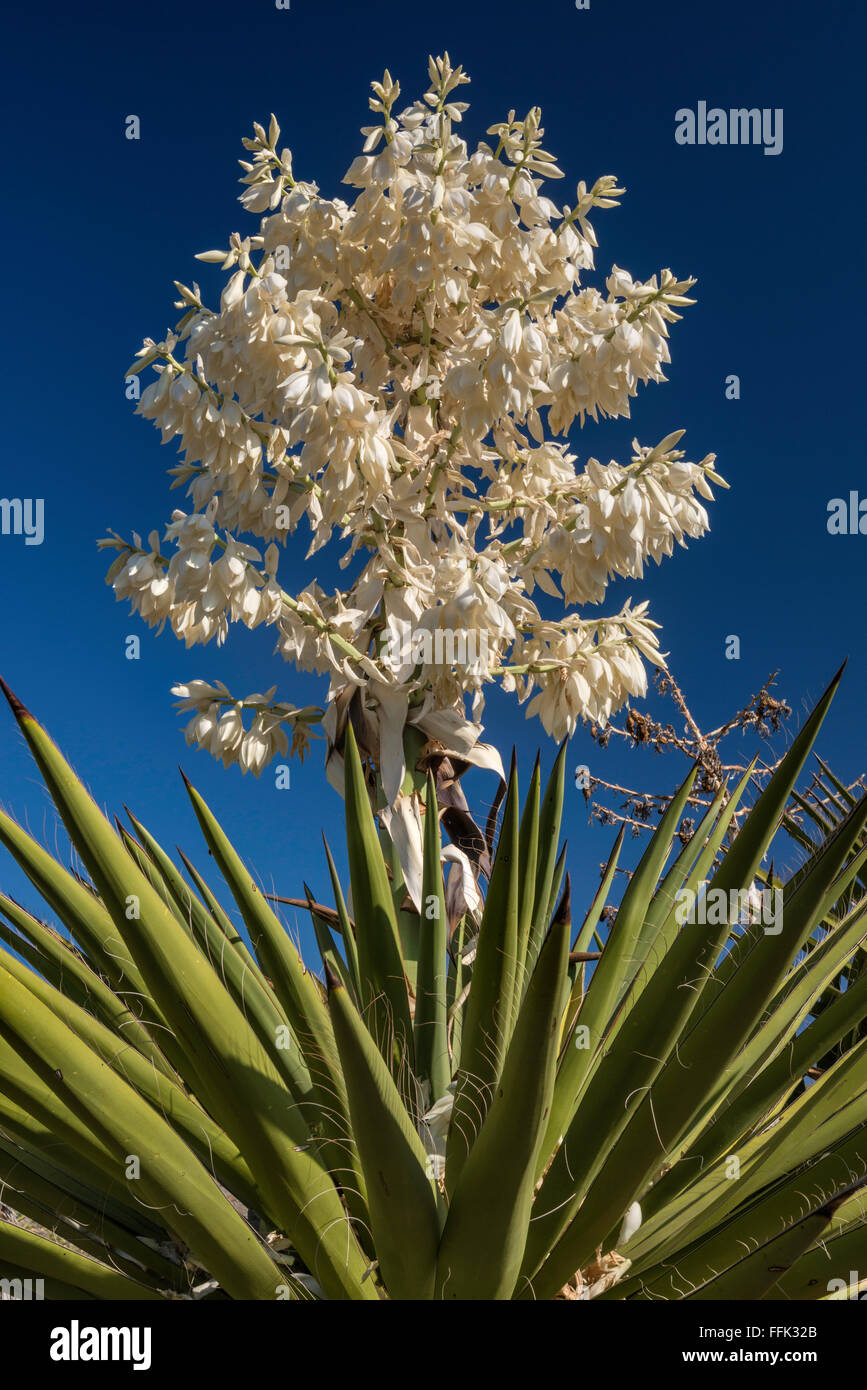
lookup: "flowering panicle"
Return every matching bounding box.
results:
[102,53,725,781]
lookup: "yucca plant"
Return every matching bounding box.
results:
[2,666,867,1301]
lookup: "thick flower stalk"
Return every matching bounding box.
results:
[102,53,725,805]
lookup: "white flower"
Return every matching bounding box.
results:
[617,1202,642,1246]
[108,54,721,794]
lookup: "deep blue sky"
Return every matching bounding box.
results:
[1,0,865,952]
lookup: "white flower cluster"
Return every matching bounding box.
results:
[172,679,319,776]
[103,54,725,778]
